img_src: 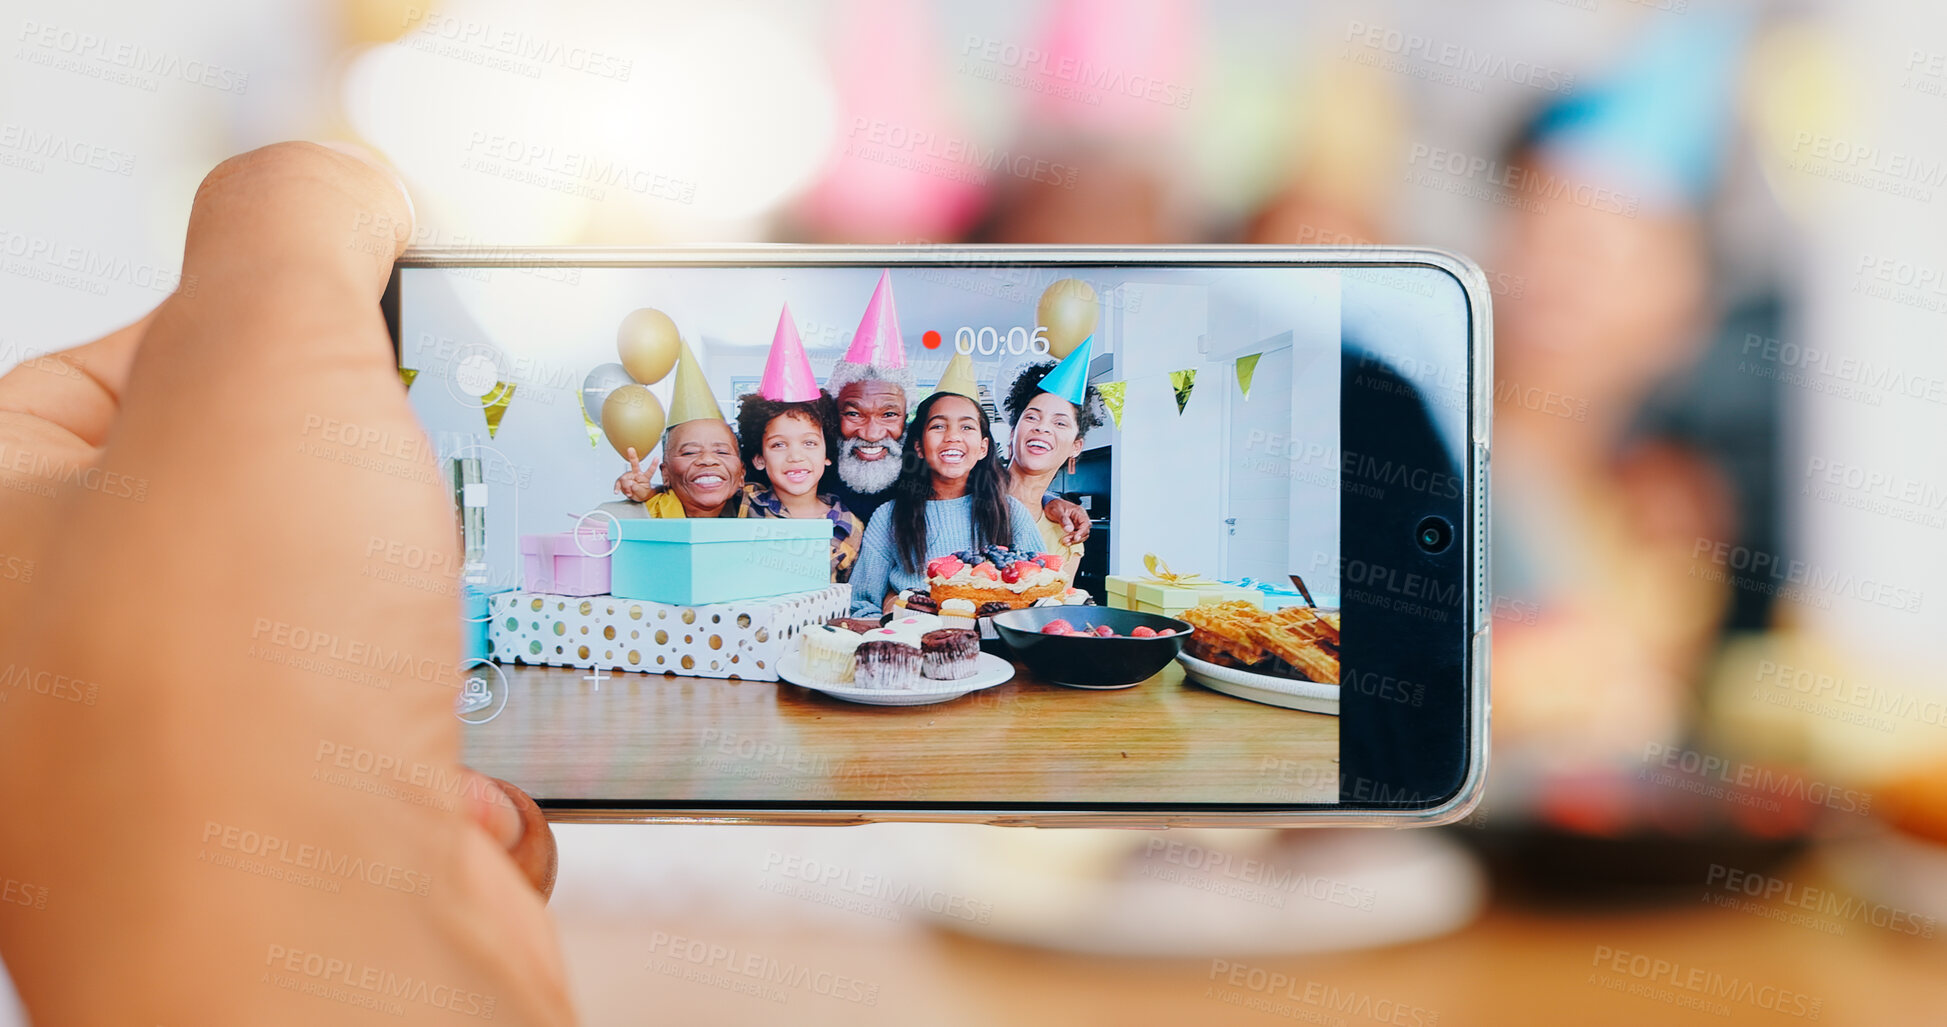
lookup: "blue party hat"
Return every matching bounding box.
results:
[1035,335,1094,405]
[1527,12,1750,209]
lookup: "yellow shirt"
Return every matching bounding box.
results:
[1031,509,1083,581]
[641,490,687,518]
[641,489,745,518]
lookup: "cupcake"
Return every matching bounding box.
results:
[937,597,978,629]
[975,601,1014,619]
[833,617,884,635]
[886,612,944,636]
[901,591,941,615]
[802,624,863,682]
[920,628,980,681]
[854,640,922,690]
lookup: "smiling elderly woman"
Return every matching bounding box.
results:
[610,419,750,518]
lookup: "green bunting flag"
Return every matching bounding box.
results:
[481,381,517,438]
[1235,353,1260,400]
[579,388,604,447]
[1169,369,1196,415]
[1096,380,1127,428]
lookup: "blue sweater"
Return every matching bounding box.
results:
[849,494,1044,616]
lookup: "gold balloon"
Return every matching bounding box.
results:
[1036,278,1099,359]
[601,385,667,460]
[617,308,682,385]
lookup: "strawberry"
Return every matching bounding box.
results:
[1130,625,1157,638]
[1042,619,1073,634]
[1093,624,1116,637]
[1036,553,1063,571]
[970,562,1000,581]
[930,556,965,579]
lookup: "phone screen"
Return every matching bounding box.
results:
[389,259,1473,813]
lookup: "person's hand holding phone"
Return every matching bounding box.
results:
[0,143,573,1024]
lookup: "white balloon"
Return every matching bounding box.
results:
[581,363,636,429]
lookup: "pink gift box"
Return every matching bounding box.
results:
[519,531,612,596]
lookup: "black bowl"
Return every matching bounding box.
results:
[990,606,1191,688]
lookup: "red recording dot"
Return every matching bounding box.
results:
[922,330,942,350]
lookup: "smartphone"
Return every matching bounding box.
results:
[381,246,1490,827]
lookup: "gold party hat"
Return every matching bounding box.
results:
[666,338,725,426]
[931,350,979,401]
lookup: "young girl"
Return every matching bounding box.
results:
[849,391,1043,617]
[734,393,863,583]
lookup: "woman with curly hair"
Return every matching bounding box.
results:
[1001,359,1105,586]
[734,392,864,583]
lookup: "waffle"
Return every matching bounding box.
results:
[1182,600,1340,684]
[1179,601,1269,664]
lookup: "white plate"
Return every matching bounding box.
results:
[777,650,1015,706]
[1176,652,1340,715]
[907,827,1484,957]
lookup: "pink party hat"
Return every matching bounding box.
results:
[1028,0,1195,137]
[842,270,907,369]
[759,303,820,402]
[794,0,983,240]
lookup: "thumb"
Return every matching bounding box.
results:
[462,770,558,900]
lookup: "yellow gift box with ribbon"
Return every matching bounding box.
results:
[1106,555,1262,615]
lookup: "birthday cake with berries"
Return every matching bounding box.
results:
[922,545,1068,611]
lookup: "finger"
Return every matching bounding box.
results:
[0,309,155,450]
[0,313,167,592]
[462,774,558,901]
[626,446,641,473]
[65,142,458,756]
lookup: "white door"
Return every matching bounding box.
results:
[1222,341,1293,582]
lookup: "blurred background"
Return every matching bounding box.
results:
[6,0,1947,1022]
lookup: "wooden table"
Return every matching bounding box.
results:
[552,891,1947,1026]
[461,658,1338,804]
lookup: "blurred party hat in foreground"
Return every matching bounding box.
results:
[842,270,907,369]
[758,304,820,402]
[1027,0,1195,137]
[794,0,983,240]
[1035,334,1094,405]
[666,338,724,425]
[1526,12,1751,209]
[932,350,980,402]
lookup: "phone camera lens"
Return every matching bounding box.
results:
[1415,516,1453,554]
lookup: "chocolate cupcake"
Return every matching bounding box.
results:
[833,617,884,635]
[920,628,979,681]
[975,600,1014,619]
[854,640,922,690]
[901,591,941,615]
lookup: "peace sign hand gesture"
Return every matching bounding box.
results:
[614,446,660,502]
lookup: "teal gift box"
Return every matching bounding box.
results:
[1225,578,1312,611]
[607,518,831,605]
[462,584,512,662]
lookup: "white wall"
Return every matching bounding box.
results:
[1107,270,1340,590]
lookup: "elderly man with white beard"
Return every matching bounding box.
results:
[824,271,1090,545]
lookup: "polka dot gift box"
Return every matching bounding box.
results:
[487,586,850,681]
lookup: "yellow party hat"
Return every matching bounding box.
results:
[666,338,725,426]
[931,350,979,401]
